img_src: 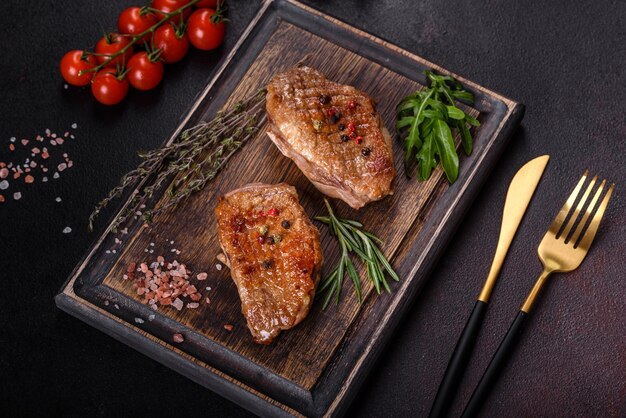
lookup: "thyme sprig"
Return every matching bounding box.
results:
[89,88,267,232]
[315,199,400,309]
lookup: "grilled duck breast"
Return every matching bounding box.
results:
[215,183,322,344]
[266,66,396,209]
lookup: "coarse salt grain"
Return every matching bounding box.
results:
[0,180,8,190]
[0,168,8,178]
[148,314,155,321]
[62,226,72,233]
[53,172,60,179]
[134,317,144,324]
[10,137,16,142]
[197,272,208,281]
[57,163,67,172]
[55,197,61,202]
[71,123,78,129]
[187,302,199,309]
[114,304,120,309]
[104,300,109,306]
[172,298,184,311]
[216,263,223,271]
[13,192,22,200]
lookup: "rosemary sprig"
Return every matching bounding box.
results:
[315,199,400,309]
[89,88,267,232]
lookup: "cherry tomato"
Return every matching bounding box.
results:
[151,0,191,24]
[152,23,190,64]
[91,69,129,105]
[118,7,157,44]
[127,52,164,91]
[195,0,219,7]
[187,8,226,51]
[95,34,134,68]
[60,50,97,86]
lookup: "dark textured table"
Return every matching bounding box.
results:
[1,1,624,417]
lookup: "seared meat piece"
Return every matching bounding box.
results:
[266,65,396,209]
[215,183,322,344]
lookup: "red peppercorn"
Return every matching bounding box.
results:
[326,107,336,117]
[348,100,357,110]
[355,136,363,144]
[267,208,279,217]
[257,236,266,245]
[347,122,356,133]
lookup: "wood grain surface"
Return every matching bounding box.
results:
[58,1,523,416]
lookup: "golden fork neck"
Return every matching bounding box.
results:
[521,269,553,313]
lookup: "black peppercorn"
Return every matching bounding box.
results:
[281,220,291,229]
[266,236,275,245]
[329,114,339,124]
[262,259,273,269]
[361,147,371,156]
[338,123,345,131]
[318,94,331,105]
[341,134,350,142]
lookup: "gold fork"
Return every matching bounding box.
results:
[461,171,615,418]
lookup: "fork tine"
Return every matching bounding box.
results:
[576,183,614,250]
[570,179,606,244]
[560,175,597,240]
[549,170,588,235]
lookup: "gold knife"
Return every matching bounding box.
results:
[429,155,549,418]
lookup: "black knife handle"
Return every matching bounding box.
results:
[429,300,488,418]
[461,310,528,418]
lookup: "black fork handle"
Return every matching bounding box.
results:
[461,310,528,418]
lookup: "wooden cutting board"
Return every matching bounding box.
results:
[56,1,524,416]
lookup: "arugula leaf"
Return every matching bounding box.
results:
[396,70,478,183]
[434,119,459,182]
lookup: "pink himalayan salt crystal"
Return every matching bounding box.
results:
[196,272,208,281]
[57,162,67,172]
[0,168,8,178]
[172,333,184,343]
[172,298,184,311]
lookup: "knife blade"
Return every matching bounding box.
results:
[478,154,550,302]
[429,155,549,418]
